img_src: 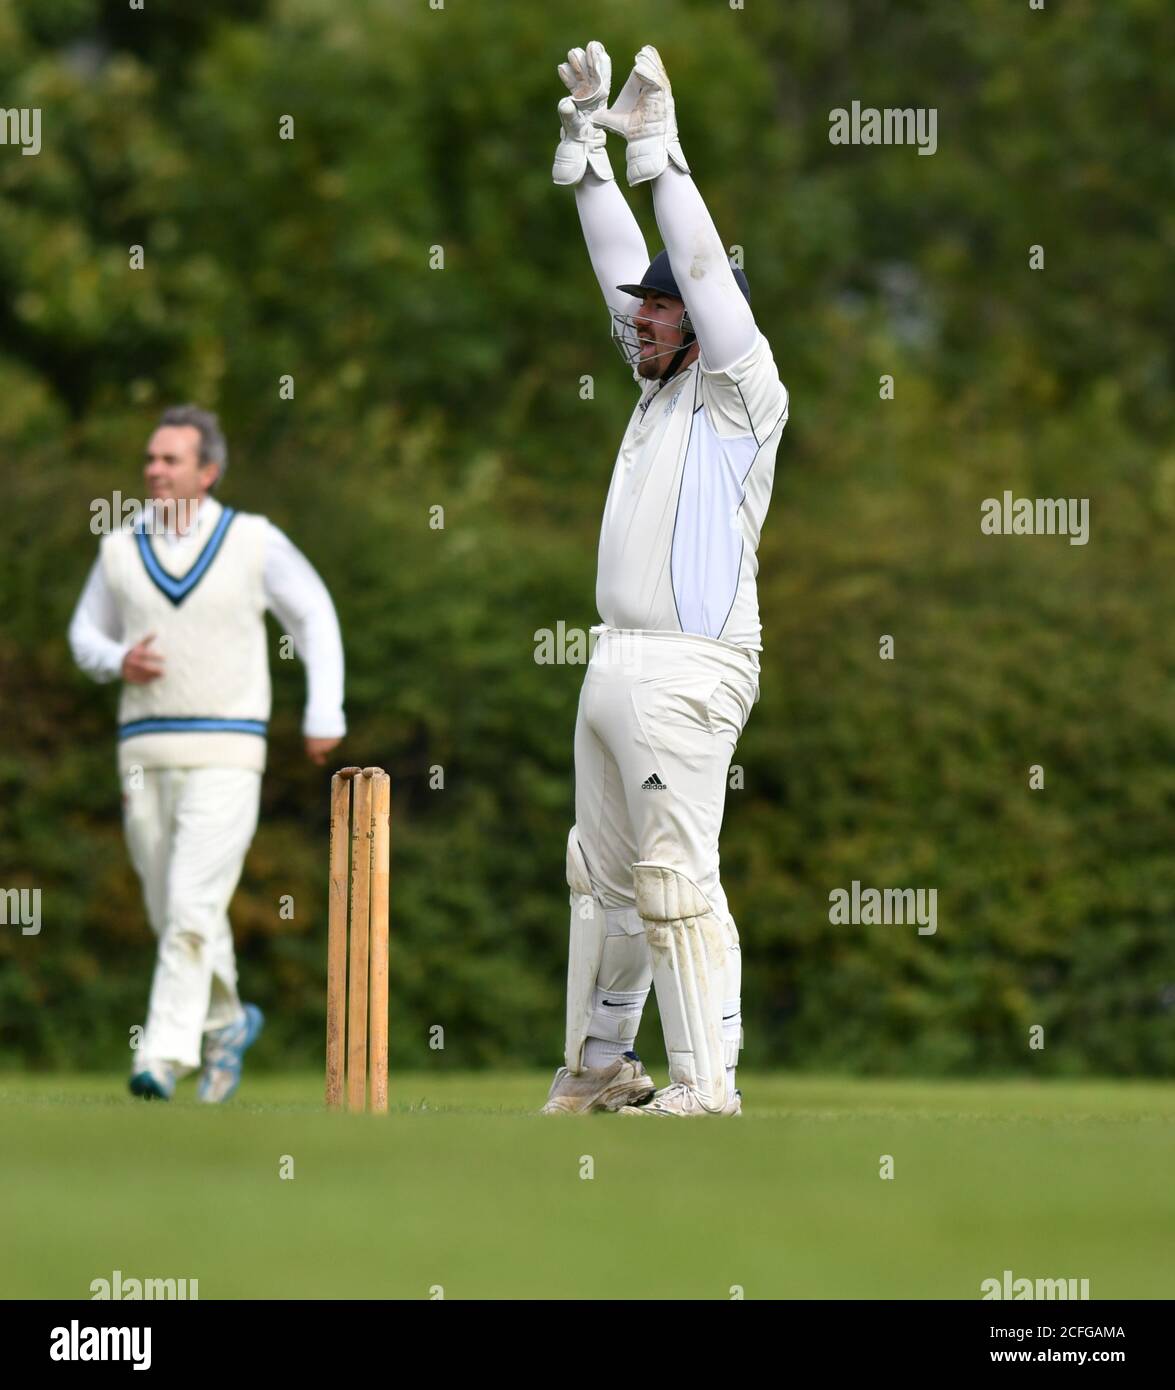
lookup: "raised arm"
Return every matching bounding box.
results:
[553,42,648,319]
[651,166,756,373]
[574,172,648,319]
[594,46,757,373]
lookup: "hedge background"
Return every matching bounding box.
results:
[1,0,1172,1074]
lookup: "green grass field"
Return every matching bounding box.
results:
[3,1072,1172,1300]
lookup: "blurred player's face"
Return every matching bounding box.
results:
[633,292,698,380]
[144,426,220,507]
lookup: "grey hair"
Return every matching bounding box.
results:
[156,404,228,485]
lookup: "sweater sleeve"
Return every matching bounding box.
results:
[68,555,129,683]
[262,523,346,739]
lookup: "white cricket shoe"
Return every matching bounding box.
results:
[540,1052,656,1114]
[618,1081,742,1117]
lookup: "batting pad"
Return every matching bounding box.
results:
[633,861,730,1110]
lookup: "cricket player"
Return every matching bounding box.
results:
[543,44,789,1116]
[68,406,346,1101]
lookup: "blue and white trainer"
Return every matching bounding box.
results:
[198,1004,265,1103]
[128,1062,177,1101]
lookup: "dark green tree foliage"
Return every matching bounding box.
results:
[1,0,1171,1072]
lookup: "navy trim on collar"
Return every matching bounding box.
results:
[135,506,237,606]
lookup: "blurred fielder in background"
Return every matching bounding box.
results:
[68,406,346,1101]
[543,44,789,1117]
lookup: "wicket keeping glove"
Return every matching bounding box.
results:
[552,41,615,186]
[591,45,690,186]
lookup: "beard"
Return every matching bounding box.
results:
[636,341,677,379]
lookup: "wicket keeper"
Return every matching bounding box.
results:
[543,44,789,1116]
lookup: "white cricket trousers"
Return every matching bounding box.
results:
[122,766,262,1070]
[574,628,758,923]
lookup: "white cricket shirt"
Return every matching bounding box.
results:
[595,331,788,653]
